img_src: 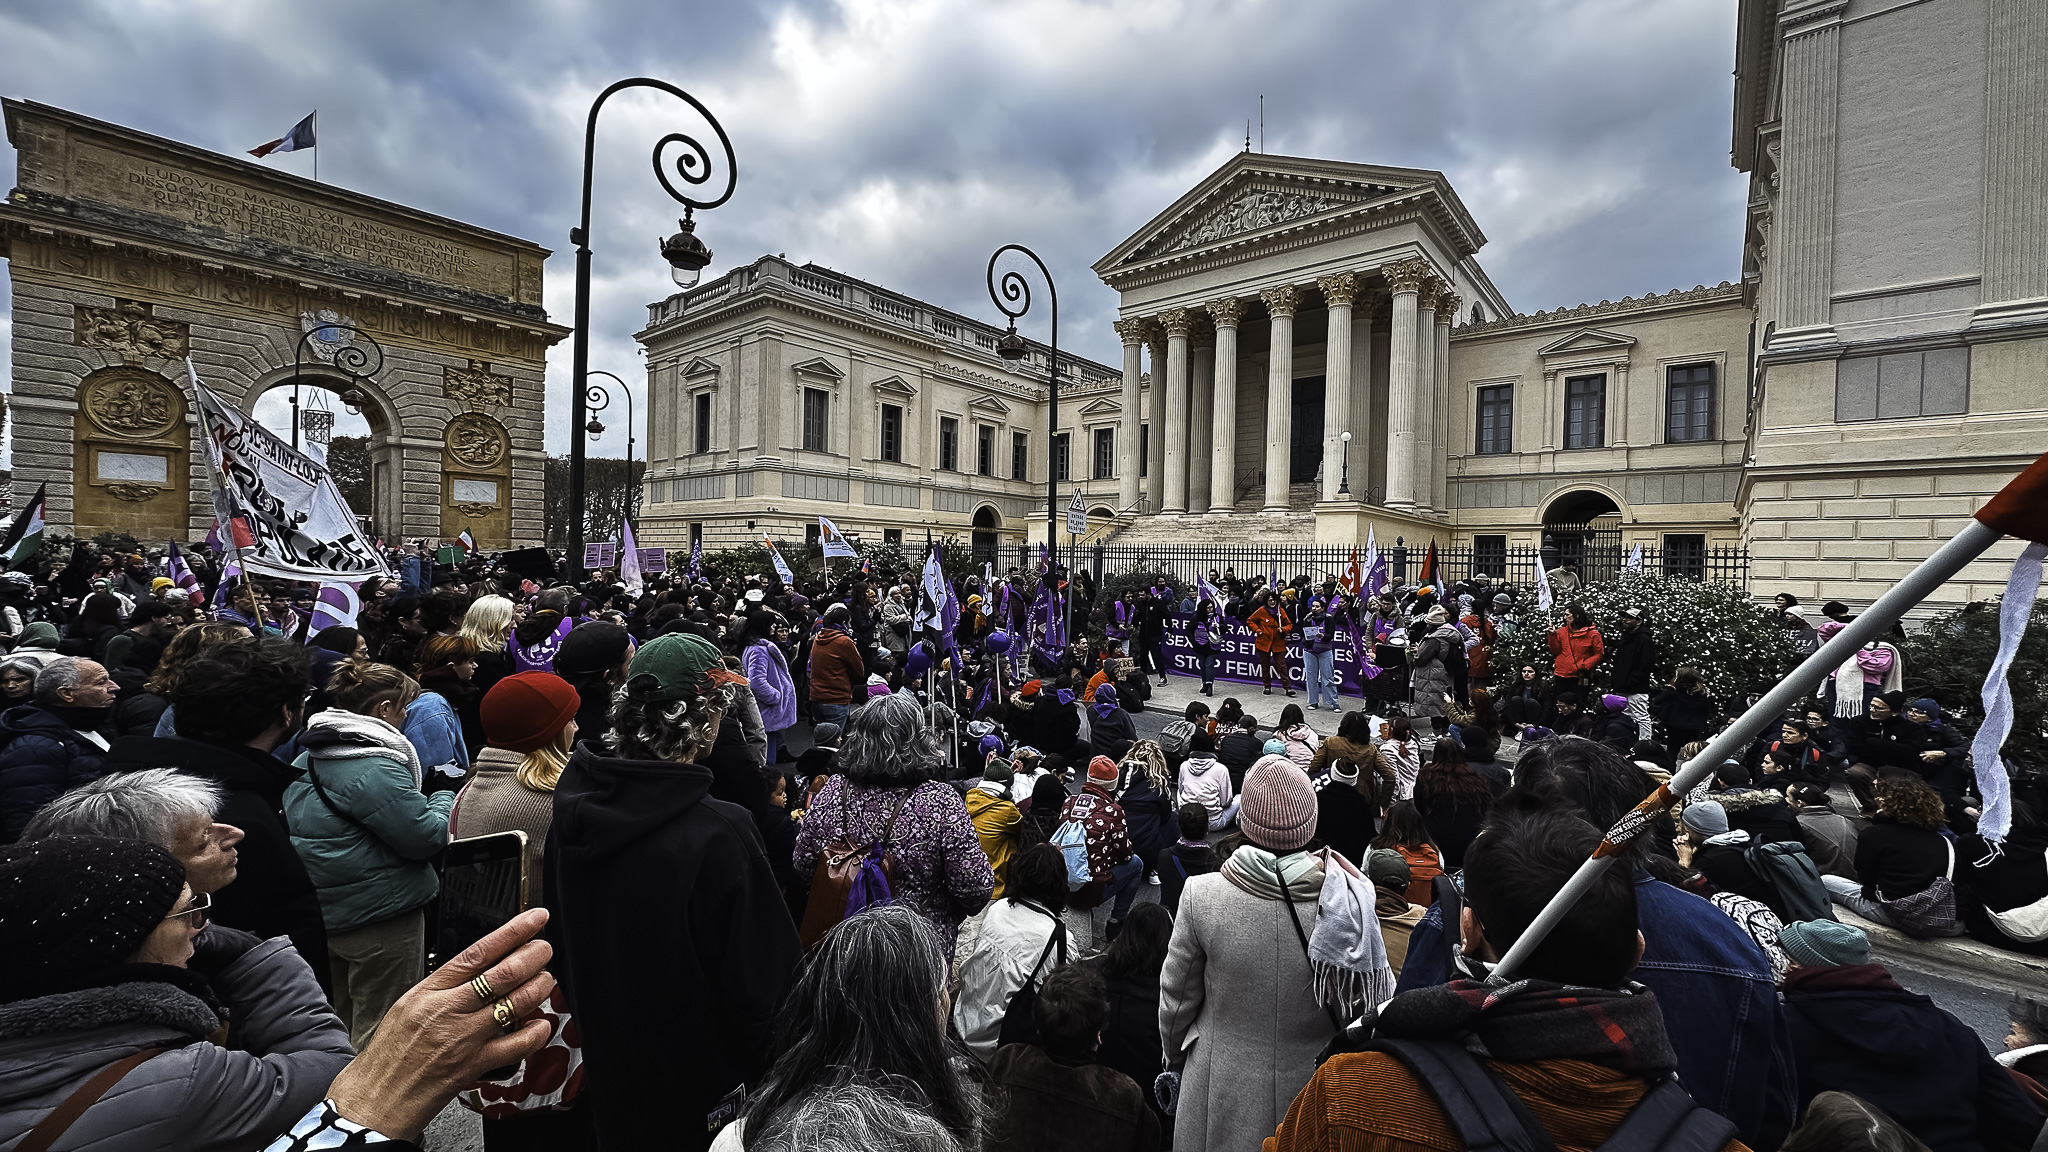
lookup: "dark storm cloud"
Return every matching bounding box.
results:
[1,0,1743,455]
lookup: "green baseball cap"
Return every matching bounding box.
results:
[624,633,746,703]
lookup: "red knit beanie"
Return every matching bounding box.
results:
[1088,755,1119,782]
[481,672,581,753]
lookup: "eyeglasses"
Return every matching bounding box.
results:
[166,891,211,927]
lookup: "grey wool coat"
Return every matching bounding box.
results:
[1158,871,1333,1152]
[0,936,354,1151]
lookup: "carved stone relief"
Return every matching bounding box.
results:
[445,412,509,469]
[1170,188,1350,252]
[74,299,190,361]
[105,484,162,503]
[443,360,512,408]
[81,369,182,438]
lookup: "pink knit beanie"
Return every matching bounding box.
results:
[1239,755,1318,852]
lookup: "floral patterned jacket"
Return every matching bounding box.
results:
[793,774,995,949]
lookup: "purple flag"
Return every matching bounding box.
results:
[308,581,363,635]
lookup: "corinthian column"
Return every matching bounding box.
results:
[1160,308,1193,514]
[1413,280,1440,512]
[1205,296,1243,515]
[1382,258,1428,510]
[1189,318,1215,514]
[1317,272,1359,503]
[1432,291,1458,513]
[1113,318,1145,509]
[1144,326,1166,510]
[1259,285,1299,514]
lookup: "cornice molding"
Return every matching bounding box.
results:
[1454,282,1744,338]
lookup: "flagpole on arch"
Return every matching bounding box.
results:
[1492,449,2048,980]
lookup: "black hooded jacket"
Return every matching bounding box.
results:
[99,735,330,992]
[544,740,801,1152]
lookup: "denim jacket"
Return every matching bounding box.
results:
[1396,871,1795,1151]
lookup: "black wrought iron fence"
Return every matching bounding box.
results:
[1017,541,1749,593]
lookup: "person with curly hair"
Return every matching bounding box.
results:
[1822,774,1958,933]
[546,632,802,1151]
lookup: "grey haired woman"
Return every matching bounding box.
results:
[793,693,994,953]
[714,905,982,1151]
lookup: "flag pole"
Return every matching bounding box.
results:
[313,109,318,183]
[1492,516,2005,980]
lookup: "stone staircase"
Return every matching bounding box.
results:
[1112,480,1320,547]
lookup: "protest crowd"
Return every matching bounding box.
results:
[0,522,2045,1152]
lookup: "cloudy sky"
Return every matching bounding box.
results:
[2,0,1746,456]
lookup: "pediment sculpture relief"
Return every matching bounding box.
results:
[1168,187,1351,253]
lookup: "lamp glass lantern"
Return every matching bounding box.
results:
[995,325,1028,361]
[662,213,713,289]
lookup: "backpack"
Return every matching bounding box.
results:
[797,785,913,950]
[1050,813,1094,890]
[1743,841,1836,923]
[1369,1037,1738,1152]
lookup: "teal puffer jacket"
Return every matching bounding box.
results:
[284,708,454,934]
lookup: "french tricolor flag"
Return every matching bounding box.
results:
[249,113,316,158]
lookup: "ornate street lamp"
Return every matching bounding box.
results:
[985,244,1059,569]
[584,369,638,523]
[290,322,384,449]
[1339,430,1352,495]
[567,79,734,568]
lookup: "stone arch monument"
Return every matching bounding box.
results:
[0,100,568,546]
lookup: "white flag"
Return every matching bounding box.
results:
[1625,543,1643,572]
[763,533,794,585]
[620,518,644,594]
[186,359,388,583]
[818,516,856,559]
[1535,549,1554,613]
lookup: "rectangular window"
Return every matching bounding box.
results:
[1139,424,1149,476]
[801,388,829,452]
[1054,433,1071,481]
[880,404,903,462]
[1663,534,1706,581]
[805,524,821,552]
[1475,384,1513,454]
[977,425,994,476]
[1012,432,1028,480]
[689,522,703,549]
[883,528,903,545]
[1563,374,1606,449]
[1092,428,1115,480]
[1472,534,1507,579]
[1834,348,1969,422]
[1665,363,1715,443]
[939,417,959,472]
[693,392,712,454]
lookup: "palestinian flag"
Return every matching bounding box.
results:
[0,483,47,569]
[249,113,316,158]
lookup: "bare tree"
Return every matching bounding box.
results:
[541,456,645,545]
[328,436,372,519]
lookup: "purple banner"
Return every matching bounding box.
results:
[635,547,668,573]
[583,543,617,569]
[1157,611,1393,697]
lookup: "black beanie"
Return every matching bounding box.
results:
[0,835,186,1002]
[554,622,633,681]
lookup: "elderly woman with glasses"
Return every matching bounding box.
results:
[0,835,353,1149]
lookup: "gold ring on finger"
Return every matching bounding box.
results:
[470,974,495,1005]
[490,998,518,1032]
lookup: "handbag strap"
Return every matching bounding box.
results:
[1275,861,1346,1037]
[1942,836,1955,881]
[305,760,372,833]
[1020,903,1068,979]
[18,1048,166,1152]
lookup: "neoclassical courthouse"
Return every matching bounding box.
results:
[639,0,2047,609]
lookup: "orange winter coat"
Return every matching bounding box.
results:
[1248,606,1292,654]
[1548,624,1605,679]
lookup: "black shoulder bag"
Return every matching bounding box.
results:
[996,902,1067,1050]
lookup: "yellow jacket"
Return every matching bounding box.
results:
[963,784,1023,900]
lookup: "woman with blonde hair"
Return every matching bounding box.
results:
[451,672,581,909]
[460,594,518,701]
[286,658,455,1047]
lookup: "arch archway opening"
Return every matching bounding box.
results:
[1540,489,1625,584]
[970,505,1002,566]
[250,374,400,541]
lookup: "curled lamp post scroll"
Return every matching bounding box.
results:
[984,244,1060,570]
[290,322,383,451]
[568,79,735,568]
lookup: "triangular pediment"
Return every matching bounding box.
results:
[871,374,917,398]
[1095,153,1486,274]
[967,394,1011,417]
[791,356,845,380]
[1537,328,1638,358]
[680,356,721,378]
[1078,398,1122,418]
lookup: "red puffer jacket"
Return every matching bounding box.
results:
[1548,624,1605,678]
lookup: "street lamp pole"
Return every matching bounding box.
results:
[568,78,733,572]
[986,245,1059,571]
[1339,430,1352,495]
[585,369,638,525]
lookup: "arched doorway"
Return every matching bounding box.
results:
[971,505,1002,565]
[251,370,401,542]
[1541,489,1624,583]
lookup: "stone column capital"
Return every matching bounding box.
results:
[1381,257,1432,294]
[1259,284,1301,318]
[1111,317,1148,345]
[1205,296,1246,327]
[1159,307,1195,338]
[1417,278,1445,314]
[1317,271,1362,308]
[1434,291,1462,325]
